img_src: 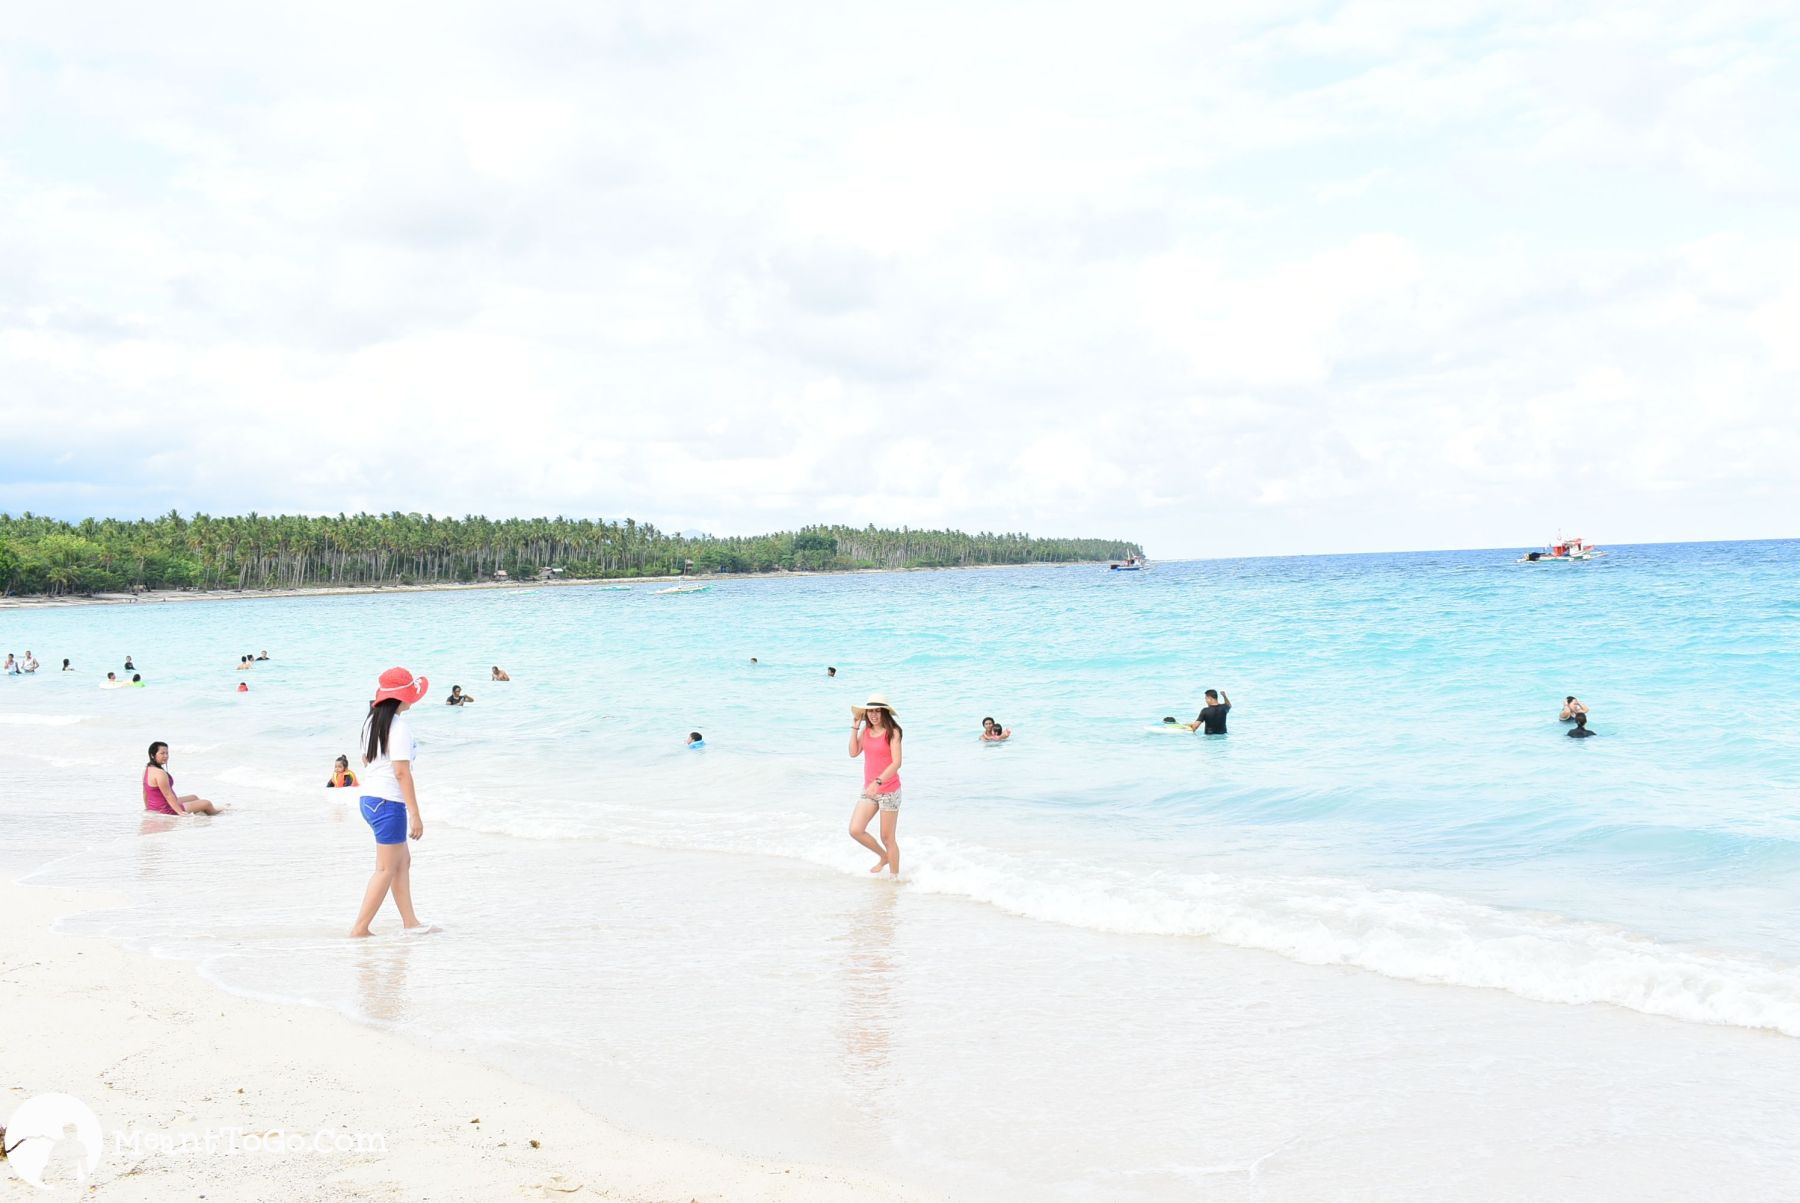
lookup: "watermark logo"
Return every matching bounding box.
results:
[3,1093,104,1191]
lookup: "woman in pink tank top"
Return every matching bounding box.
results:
[143,742,221,815]
[848,694,905,876]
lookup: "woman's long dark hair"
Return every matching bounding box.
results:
[146,741,167,767]
[867,707,903,741]
[363,699,401,764]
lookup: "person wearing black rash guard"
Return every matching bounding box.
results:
[1567,712,1595,738]
[1186,689,1230,734]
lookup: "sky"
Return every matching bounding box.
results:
[3,1,1797,558]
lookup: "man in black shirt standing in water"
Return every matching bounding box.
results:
[1186,689,1230,734]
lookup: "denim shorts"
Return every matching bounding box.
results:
[360,796,408,845]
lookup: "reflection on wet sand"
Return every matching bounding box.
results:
[135,813,181,881]
[839,884,900,1114]
[356,942,414,1026]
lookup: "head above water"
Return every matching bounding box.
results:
[147,741,168,766]
[827,666,836,676]
[335,754,350,770]
[1575,712,1588,728]
[450,685,463,696]
[1566,695,1576,703]
[982,716,995,730]
[132,673,142,682]
[688,731,702,743]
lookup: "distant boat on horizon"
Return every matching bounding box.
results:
[1518,535,1606,563]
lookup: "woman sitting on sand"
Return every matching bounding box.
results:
[848,694,904,876]
[350,667,430,938]
[327,755,359,789]
[143,742,222,815]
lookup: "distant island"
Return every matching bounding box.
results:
[0,511,1142,597]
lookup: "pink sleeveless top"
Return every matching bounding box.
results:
[862,727,901,794]
[143,766,177,814]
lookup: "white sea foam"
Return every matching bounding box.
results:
[417,793,1800,1038]
[0,713,84,726]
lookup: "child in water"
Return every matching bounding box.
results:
[327,755,359,788]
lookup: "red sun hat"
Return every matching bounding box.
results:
[373,666,429,706]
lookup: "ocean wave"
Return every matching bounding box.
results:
[419,795,1800,1038]
[0,713,84,726]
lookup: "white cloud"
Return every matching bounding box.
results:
[3,1,1798,555]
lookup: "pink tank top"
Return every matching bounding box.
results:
[862,727,901,793]
[143,766,177,814]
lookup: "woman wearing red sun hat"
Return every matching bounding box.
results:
[350,667,433,937]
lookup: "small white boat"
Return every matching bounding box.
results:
[1109,555,1148,572]
[654,583,711,595]
[1518,535,1606,563]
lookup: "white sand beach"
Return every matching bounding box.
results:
[0,878,936,1202]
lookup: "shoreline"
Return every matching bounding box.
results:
[0,874,937,1202]
[0,559,1095,611]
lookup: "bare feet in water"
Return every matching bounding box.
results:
[869,856,890,874]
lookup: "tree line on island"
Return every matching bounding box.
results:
[0,511,1144,596]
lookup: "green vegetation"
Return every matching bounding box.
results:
[0,511,1141,596]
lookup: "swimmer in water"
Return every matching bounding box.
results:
[1567,712,1595,738]
[687,731,704,748]
[62,658,72,671]
[22,651,38,672]
[827,666,837,678]
[256,650,270,661]
[1560,695,1588,722]
[124,655,135,670]
[131,673,144,686]
[142,742,222,815]
[327,755,359,788]
[979,717,1010,742]
[236,656,252,671]
[848,695,904,876]
[490,665,510,681]
[1184,689,1231,734]
[446,685,473,706]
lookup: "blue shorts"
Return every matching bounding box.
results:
[360,796,408,845]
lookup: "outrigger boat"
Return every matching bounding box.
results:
[1518,536,1606,563]
[1109,554,1148,572]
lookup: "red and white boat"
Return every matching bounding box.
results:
[1518,535,1605,563]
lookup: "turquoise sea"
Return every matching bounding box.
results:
[5,541,1800,1200]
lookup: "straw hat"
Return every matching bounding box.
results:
[852,693,897,721]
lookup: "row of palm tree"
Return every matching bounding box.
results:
[0,511,1141,596]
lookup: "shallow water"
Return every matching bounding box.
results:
[5,544,1800,1199]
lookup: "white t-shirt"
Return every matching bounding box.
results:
[359,713,418,802]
